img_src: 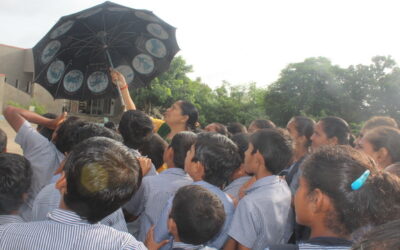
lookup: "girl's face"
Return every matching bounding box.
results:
[164,101,187,126]
[287,120,306,150]
[359,138,380,165]
[294,177,314,226]
[311,121,334,150]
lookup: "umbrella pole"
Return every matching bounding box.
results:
[105,50,125,107]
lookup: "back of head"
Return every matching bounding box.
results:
[290,116,315,148]
[193,133,241,188]
[205,123,229,136]
[37,113,57,141]
[320,116,351,145]
[170,131,197,169]
[250,129,293,174]
[250,119,276,130]
[179,101,199,131]
[227,122,247,135]
[119,110,154,149]
[104,121,117,131]
[363,116,398,131]
[0,153,31,214]
[231,133,249,164]
[139,133,168,170]
[352,219,400,250]
[54,116,84,154]
[171,185,225,245]
[364,126,400,163]
[0,128,7,152]
[74,123,122,145]
[63,137,141,223]
[301,146,400,235]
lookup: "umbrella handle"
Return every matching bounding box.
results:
[106,50,126,108]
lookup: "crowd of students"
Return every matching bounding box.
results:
[0,70,399,250]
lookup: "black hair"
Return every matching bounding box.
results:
[139,134,168,170]
[54,116,84,154]
[104,121,117,131]
[227,122,247,135]
[0,128,7,152]
[301,146,400,236]
[192,133,241,188]
[352,219,400,250]
[73,123,122,146]
[119,110,154,149]
[178,101,199,131]
[0,153,31,214]
[170,185,225,245]
[250,119,276,130]
[37,113,57,141]
[364,126,400,163]
[386,162,400,177]
[289,116,315,148]
[169,131,197,169]
[363,116,398,131]
[230,133,249,164]
[250,129,293,174]
[319,116,351,145]
[206,123,229,136]
[63,137,142,223]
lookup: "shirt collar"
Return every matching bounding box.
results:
[47,208,94,226]
[172,241,204,250]
[0,214,24,225]
[162,168,190,177]
[247,175,280,193]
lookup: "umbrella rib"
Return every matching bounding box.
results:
[106,11,130,43]
[107,20,141,44]
[109,33,139,47]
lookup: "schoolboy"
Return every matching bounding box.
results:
[225,129,293,250]
[0,137,145,249]
[154,132,242,249]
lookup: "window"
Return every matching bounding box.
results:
[77,98,114,116]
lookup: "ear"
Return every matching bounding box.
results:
[55,172,67,195]
[328,136,339,145]
[168,218,178,236]
[377,147,390,163]
[255,150,266,168]
[311,188,331,213]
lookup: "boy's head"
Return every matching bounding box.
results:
[164,131,197,169]
[184,132,241,188]
[168,185,225,245]
[0,128,7,152]
[245,129,293,175]
[119,110,154,150]
[0,153,31,214]
[57,137,141,223]
[52,116,85,154]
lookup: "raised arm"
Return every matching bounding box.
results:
[110,68,136,111]
[3,106,66,132]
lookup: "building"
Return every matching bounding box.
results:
[0,44,123,122]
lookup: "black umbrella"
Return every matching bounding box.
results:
[32,1,179,101]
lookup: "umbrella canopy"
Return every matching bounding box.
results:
[33,1,179,100]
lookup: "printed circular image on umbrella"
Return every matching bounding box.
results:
[47,60,65,84]
[50,21,75,39]
[63,70,84,93]
[87,71,109,93]
[115,65,135,85]
[41,40,61,64]
[32,1,180,100]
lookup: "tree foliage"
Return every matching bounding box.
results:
[131,55,400,129]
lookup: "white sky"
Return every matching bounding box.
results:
[1,0,400,88]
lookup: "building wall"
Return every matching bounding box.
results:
[0,44,64,114]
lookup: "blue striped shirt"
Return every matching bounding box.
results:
[124,168,193,241]
[0,208,146,250]
[31,183,128,232]
[0,215,24,225]
[154,180,235,250]
[228,175,293,250]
